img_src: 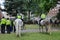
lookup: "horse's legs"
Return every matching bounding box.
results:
[47,24,51,34]
[45,25,48,33]
[42,26,43,32]
[39,25,40,32]
[39,25,41,32]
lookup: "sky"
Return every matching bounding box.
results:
[0,0,5,9]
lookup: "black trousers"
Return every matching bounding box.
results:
[14,26,16,32]
[1,24,5,33]
[6,25,10,33]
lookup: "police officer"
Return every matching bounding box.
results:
[17,15,22,19]
[39,13,46,25]
[13,15,22,32]
[39,13,46,32]
[6,18,11,34]
[1,17,6,33]
[18,15,25,30]
[41,13,46,20]
[14,15,23,37]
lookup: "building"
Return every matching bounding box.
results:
[0,10,3,19]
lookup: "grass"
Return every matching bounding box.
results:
[0,32,60,40]
[25,24,39,29]
[0,24,60,40]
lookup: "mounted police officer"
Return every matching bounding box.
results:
[39,13,46,32]
[39,13,46,25]
[41,13,46,20]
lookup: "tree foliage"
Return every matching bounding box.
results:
[4,0,57,16]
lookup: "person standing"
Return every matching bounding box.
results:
[6,18,11,34]
[13,15,21,32]
[14,16,23,37]
[1,17,6,33]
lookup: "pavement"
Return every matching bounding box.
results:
[0,27,60,33]
[21,28,60,33]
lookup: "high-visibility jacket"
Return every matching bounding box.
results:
[41,14,46,19]
[17,15,21,19]
[6,20,11,25]
[1,18,6,25]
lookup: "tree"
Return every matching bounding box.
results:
[4,0,57,19]
[38,0,57,14]
[57,9,60,20]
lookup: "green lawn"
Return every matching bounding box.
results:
[0,32,60,40]
[0,24,60,40]
[25,24,39,29]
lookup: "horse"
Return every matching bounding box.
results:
[39,7,60,34]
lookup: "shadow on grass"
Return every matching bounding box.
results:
[21,33,30,37]
[21,32,52,37]
[39,32,52,35]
